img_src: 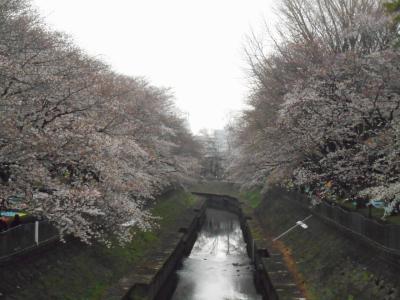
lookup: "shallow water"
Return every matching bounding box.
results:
[171,208,262,300]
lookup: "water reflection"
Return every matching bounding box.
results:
[171,209,262,300]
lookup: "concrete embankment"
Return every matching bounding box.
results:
[257,187,400,300]
[0,190,201,300]
[0,188,278,300]
[190,181,400,299]
[190,182,306,300]
[192,192,303,300]
[114,192,280,300]
[107,196,207,300]
[5,183,351,300]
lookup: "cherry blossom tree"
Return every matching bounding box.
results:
[229,0,400,218]
[0,0,201,244]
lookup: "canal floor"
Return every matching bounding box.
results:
[171,208,262,300]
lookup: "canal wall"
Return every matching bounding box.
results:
[117,198,207,300]
[117,192,281,300]
[189,182,308,299]
[1,190,263,300]
[192,192,283,300]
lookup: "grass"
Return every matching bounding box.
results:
[7,189,199,300]
[239,189,262,209]
[152,190,197,227]
[189,182,400,298]
[256,192,400,300]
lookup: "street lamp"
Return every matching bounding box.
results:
[272,215,312,242]
[296,220,308,229]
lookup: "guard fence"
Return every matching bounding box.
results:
[281,189,400,253]
[0,221,59,263]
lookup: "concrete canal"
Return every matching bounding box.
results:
[170,208,262,300]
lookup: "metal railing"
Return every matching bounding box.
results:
[0,221,59,262]
[281,188,400,253]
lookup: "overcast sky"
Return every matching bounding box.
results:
[32,0,276,134]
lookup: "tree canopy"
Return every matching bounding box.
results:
[0,0,201,244]
[228,0,400,219]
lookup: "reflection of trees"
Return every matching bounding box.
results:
[192,210,245,256]
[172,209,262,300]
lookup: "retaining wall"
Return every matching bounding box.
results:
[118,192,279,300]
[113,197,207,300]
[192,192,278,300]
[257,187,400,299]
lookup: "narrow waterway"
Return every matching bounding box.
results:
[171,208,262,300]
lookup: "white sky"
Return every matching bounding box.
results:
[32,0,276,134]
